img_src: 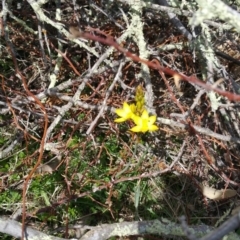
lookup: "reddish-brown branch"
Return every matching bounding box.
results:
[5,33,49,240]
[78,31,240,101]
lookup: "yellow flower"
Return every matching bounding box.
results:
[114,102,136,123]
[130,110,159,133]
[135,85,145,115]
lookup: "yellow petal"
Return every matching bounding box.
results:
[148,115,157,125]
[130,125,142,132]
[123,102,131,111]
[140,125,149,133]
[131,115,141,125]
[129,104,136,113]
[114,118,126,123]
[141,110,149,119]
[148,125,159,132]
[115,109,126,117]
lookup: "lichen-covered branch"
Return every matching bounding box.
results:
[0,218,73,240]
[191,0,240,32]
[128,0,155,114]
[1,215,240,240]
[79,218,239,240]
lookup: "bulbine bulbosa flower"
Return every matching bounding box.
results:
[130,110,158,133]
[114,85,159,133]
[114,102,136,123]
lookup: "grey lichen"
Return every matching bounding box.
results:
[128,0,155,114]
[191,0,240,33]
[145,219,210,237]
